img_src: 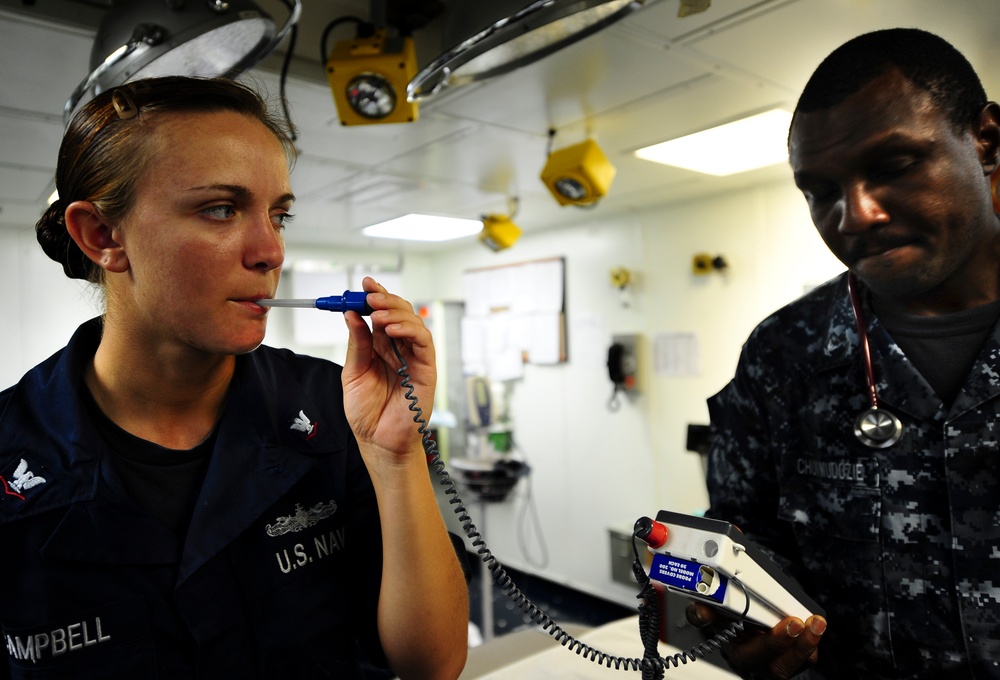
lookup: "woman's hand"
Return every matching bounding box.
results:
[341,276,435,459]
[341,278,468,679]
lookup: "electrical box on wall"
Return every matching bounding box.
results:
[609,526,648,586]
[608,334,640,393]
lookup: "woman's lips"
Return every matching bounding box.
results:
[233,298,270,314]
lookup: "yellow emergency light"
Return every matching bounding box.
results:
[325,29,419,126]
[540,139,616,206]
[479,214,522,252]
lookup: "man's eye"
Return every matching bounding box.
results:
[873,158,916,180]
[202,205,235,219]
[273,213,295,228]
[804,185,837,204]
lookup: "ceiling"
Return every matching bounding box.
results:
[3,0,1000,255]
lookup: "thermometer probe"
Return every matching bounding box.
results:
[256,291,372,315]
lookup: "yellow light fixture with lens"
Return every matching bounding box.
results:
[480,214,522,252]
[540,139,616,206]
[325,29,419,126]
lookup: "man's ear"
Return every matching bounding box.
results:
[976,102,1000,176]
[64,201,129,273]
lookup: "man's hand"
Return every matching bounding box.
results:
[686,602,826,679]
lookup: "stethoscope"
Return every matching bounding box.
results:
[848,273,904,448]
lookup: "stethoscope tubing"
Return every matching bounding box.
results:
[847,273,904,448]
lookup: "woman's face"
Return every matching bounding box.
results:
[110,110,293,356]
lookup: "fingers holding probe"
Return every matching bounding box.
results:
[341,277,436,452]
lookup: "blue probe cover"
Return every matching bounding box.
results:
[315,291,371,314]
[650,553,728,604]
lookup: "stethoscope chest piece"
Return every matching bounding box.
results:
[848,273,905,449]
[854,406,903,449]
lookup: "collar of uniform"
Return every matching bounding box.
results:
[819,275,947,421]
[0,318,106,522]
[817,272,858,370]
[40,478,179,564]
[945,310,1000,416]
[176,347,343,583]
[838,276,1000,417]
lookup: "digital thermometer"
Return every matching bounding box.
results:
[636,510,825,629]
[256,291,372,315]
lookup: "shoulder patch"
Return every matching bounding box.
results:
[290,410,318,440]
[1,458,47,501]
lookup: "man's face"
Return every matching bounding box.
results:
[789,69,999,313]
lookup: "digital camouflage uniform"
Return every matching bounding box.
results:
[706,272,1000,679]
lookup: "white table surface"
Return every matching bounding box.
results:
[462,616,740,679]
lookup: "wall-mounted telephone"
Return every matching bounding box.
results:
[608,343,627,385]
[607,334,639,411]
[607,334,638,391]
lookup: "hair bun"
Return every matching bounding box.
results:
[35,200,94,281]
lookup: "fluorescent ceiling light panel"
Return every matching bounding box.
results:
[362,213,483,242]
[635,109,793,176]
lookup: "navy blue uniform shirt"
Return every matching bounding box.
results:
[0,319,387,678]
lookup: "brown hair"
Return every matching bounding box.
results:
[37,76,296,283]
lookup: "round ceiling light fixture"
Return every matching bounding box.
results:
[64,0,300,123]
[407,0,647,101]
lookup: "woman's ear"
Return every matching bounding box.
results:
[64,201,129,273]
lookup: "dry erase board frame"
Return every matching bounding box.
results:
[460,257,566,379]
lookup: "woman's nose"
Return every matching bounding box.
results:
[245,215,284,271]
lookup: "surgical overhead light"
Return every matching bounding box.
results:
[64,0,301,123]
[408,0,648,102]
[540,137,616,206]
[324,26,419,126]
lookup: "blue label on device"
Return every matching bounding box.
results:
[650,554,728,603]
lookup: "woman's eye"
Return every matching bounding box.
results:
[273,212,295,228]
[202,205,235,220]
